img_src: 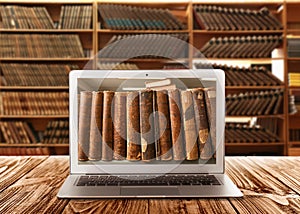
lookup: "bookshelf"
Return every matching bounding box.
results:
[0,0,297,156]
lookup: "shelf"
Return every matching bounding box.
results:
[0,115,69,119]
[98,58,189,63]
[0,58,91,61]
[289,142,300,146]
[193,30,284,34]
[226,142,284,146]
[194,58,284,63]
[0,29,94,33]
[226,85,285,90]
[0,86,69,90]
[287,58,300,61]
[97,29,189,33]
[226,114,285,119]
[0,143,69,147]
[287,29,300,34]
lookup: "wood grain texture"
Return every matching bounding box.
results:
[0,156,300,213]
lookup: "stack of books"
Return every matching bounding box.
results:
[225,123,280,143]
[100,34,189,59]
[42,120,69,144]
[0,92,69,115]
[193,5,282,30]
[194,63,283,86]
[289,73,300,86]
[287,38,300,57]
[99,4,185,30]
[199,35,282,58]
[226,90,283,115]
[0,34,85,58]
[78,87,216,161]
[0,63,78,86]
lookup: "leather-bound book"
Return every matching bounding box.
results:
[156,90,172,160]
[168,89,185,160]
[180,90,199,160]
[88,91,103,161]
[203,88,216,159]
[140,89,156,161]
[102,91,114,161]
[273,90,283,114]
[127,91,141,161]
[78,91,92,161]
[113,92,127,160]
[191,88,209,158]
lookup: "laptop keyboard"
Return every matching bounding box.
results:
[76,175,221,186]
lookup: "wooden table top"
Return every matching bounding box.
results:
[0,156,299,213]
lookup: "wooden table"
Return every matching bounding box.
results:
[0,156,300,213]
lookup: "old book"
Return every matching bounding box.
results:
[102,91,115,161]
[191,88,209,157]
[127,91,141,161]
[113,92,127,160]
[181,90,199,160]
[78,91,92,161]
[155,90,172,160]
[140,90,156,161]
[203,88,216,159]
[88,91,103,161]
[168,89,185,160]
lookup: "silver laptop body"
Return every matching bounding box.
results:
[58,69,242,198]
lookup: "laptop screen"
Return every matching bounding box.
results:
[75,72,218,166]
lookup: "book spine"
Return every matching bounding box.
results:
[88,91,103,161]
[140,90,156,161]
[168,89,185,160]
[181,90,199,160]
[127,91,141,161]
[101,91,114,161]
[113,92,127,160]
[156,90,173,160]
[78,91,92,161]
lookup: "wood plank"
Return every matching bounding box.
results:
[149,199,237,214]
[63,200,148,214]
[0,156,47,193]
[0,156,69,214]
[225,157,300,213]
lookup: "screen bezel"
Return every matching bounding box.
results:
[69,69,225,174]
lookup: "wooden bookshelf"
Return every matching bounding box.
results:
[0,0,297,156]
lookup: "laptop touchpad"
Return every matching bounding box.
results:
[121,187,179,196]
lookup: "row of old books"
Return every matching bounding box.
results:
[100,34,189,59]
[0,63,77,86]
[225,123,280,143]
[0,34,85,58]
[287,38,300,57]
[256,118,279,135]
[290,129,300,142]
[289,73,300,86]
[0,147,51,156]
[200,35,282,58]
[99,4,185,30]
[0,92,69,115]
[78,87,216,162]
[0,120,68,144]
[226,90,283,116]
[97,62,139,70]
[194,63,283,86]
[0,5,92,29]
[193,5,282,31]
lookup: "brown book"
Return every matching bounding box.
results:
[191,88,209,156]
[102,91,114,161]
[168,89,185,160]
[181,90,198,160]
[88,91,103,161]
[78,91,92,161]
[113,92,127,160]
[203,88,216,159]
[140,90,156,161]
[127,91,141,161]
[155,90,172,160]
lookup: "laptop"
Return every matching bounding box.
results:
[57,69,242,198]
